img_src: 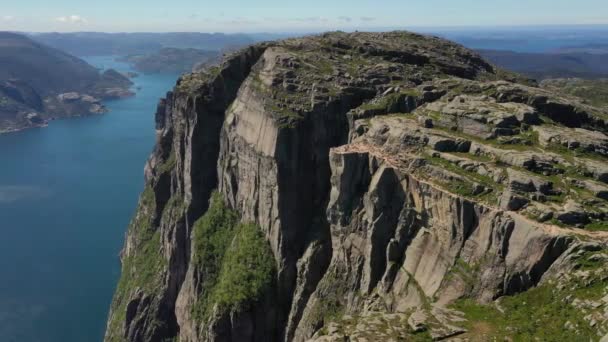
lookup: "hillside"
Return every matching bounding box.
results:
[119,48,220,74]
[0,32,133,133]
[29,32,255,56]
[105,31,608,342]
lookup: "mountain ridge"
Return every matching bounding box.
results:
[105,31,608,341]
[0,32,134,133]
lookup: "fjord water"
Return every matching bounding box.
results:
[0,57,178,342]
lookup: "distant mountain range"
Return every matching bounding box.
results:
[478,49,608,80]
[29,32,255,56]
[118,47,221,74]
[554,43,608,54]
[0,32,133,133]
[4,29,608,133]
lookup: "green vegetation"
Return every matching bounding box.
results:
[107,186,166,341]
[177,72,215,92]
[454,284,597,341]
[191,192,275,322]
[359,90,420,112]
[547,142,608,163]
[585,220,608,232]
[434,125,541,152]
[316,311,434,341]
[452,249,608,341]
[424,153,502,202]
[211,222,275,312]
[159,151,176,174]
[450,152,493,163]
[496,129,539,147]
[542,79,608,108]
[443,257,480,289]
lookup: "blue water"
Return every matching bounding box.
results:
[0,57,178,342]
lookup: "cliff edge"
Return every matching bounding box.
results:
[105,31,608,341]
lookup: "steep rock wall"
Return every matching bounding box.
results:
[105,32,608,342]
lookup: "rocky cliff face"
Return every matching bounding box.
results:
[105,32,608,341]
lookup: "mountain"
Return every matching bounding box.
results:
[479,49,608,80]
[118,48,220,74]
[480,49,608,79]
[555,43,608,54]
[0,32,133,133]
[105,31,608,341]
[29,32,255,56]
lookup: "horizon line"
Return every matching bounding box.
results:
[5,23,608,35]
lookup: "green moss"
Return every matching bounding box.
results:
[191,192,275,322]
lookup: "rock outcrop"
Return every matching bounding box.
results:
[105,31,608,342]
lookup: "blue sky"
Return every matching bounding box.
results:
[1,0,607,33]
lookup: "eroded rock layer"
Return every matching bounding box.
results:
[105,31,608,342]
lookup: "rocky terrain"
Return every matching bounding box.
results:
[541,78,608,108]
[0,32,134,133]
[105,31,608,341]
[119,48,220,74]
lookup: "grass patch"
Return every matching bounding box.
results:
[424,153,502,202]
[542,78,608,108]
[453,249,608,341]
[585,220,608,232]
[453,284,598,341]
[433,126,540,152]
[547,142,608,163]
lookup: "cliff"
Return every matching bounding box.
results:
[105,31,608,341]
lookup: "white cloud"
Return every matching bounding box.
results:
[338,16,353,23]
[293,17,329,23]
[360,16,376,22]
[55,15,88,24]
[2,15,14,21]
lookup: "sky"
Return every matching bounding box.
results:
[1,0,608,33]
